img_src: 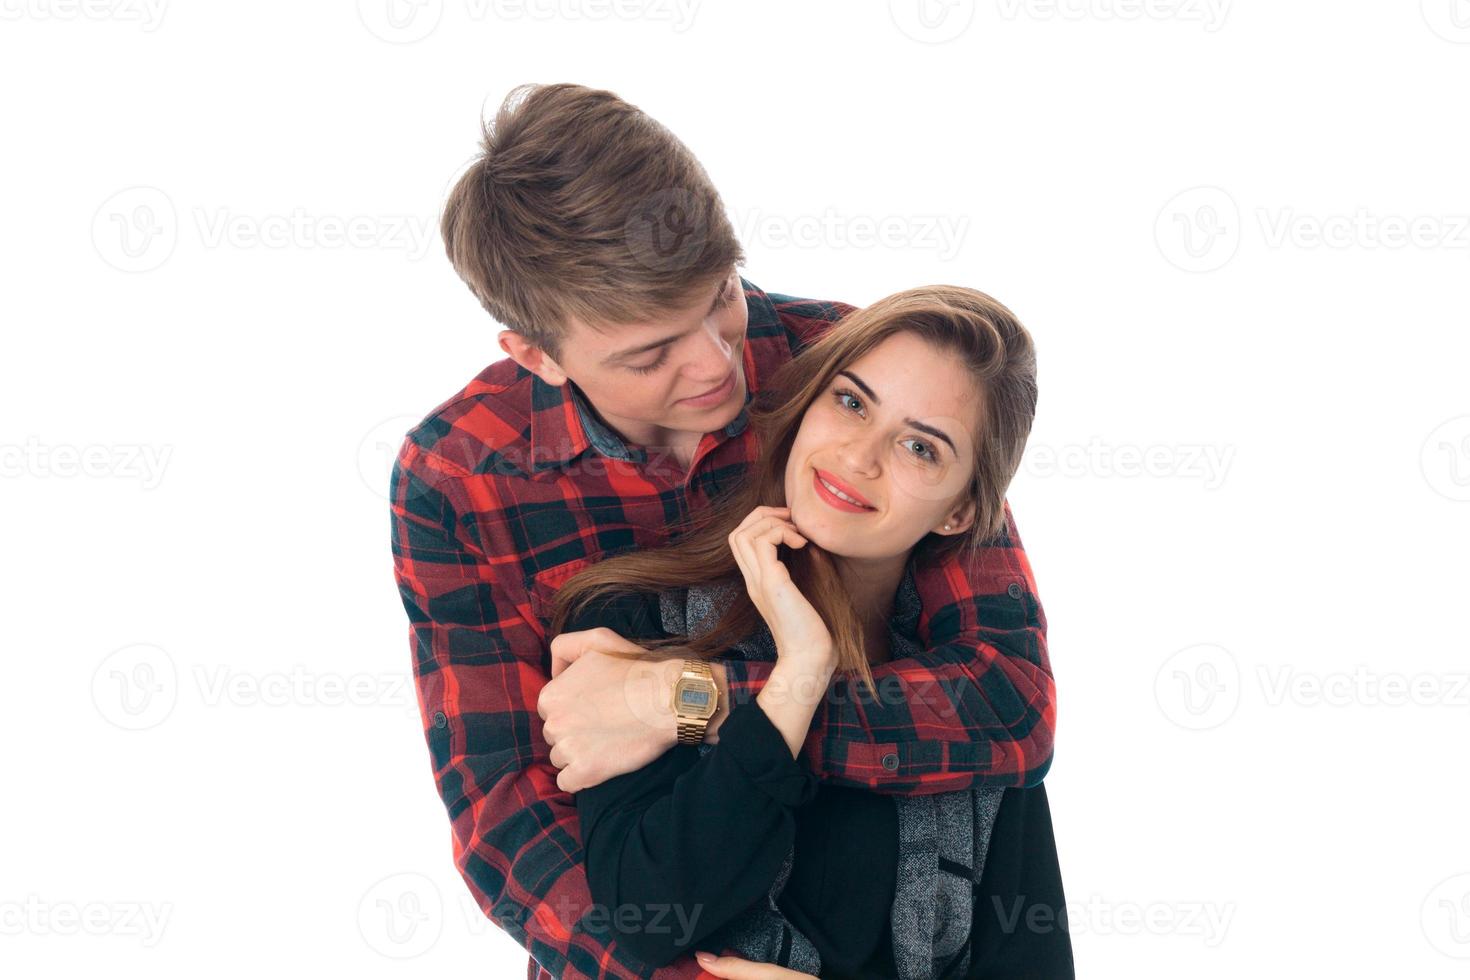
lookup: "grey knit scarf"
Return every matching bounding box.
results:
[658,566,1005,979]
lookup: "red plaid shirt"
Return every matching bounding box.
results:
[390,279,1055,979]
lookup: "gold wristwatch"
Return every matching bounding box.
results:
[672,658,719,745]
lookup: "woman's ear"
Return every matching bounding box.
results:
[936,498,977,536]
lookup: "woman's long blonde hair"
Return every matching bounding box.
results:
[549,285,1037,697]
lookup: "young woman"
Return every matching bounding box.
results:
[550,286,1072,979]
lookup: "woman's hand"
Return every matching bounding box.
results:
[695,949,818,978]
[727,506,832,667]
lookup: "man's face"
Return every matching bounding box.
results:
[782,332,981,560]
[518,269,750,449]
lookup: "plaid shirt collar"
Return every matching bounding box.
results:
[525,277,790,472]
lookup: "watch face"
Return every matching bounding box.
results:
[674,678,717,719]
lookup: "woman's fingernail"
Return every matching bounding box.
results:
[695,950,715,963]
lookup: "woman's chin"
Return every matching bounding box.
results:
[796,523,854,559]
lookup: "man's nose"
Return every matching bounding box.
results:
[688,322,734,379]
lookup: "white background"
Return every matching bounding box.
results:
[3,1,1468,977]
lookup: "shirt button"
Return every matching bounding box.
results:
[881,753,899,771]
[1007,582,1024,600]
[432,711,448,729]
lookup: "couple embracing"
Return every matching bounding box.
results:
[391,82,1072,979]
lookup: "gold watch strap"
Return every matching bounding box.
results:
[674,659,715,745]
[676,716,710,744]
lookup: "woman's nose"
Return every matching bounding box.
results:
[837,436,881,479]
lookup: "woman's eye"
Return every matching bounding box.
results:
[903,439,938,463]
[833,388,863,414]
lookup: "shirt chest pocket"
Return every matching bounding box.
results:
[524,558,597,638]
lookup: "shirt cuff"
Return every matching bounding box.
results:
[715,700,820,808]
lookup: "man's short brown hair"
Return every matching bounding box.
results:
[441,83,745,361]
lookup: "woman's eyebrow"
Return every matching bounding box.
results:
[837,369,958,455]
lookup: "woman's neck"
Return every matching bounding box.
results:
[832,551,910,665]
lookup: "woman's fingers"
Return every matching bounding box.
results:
[731,514,803,549]
[731,505,789,535]
[729,515,802,568]
[730,517,804,591]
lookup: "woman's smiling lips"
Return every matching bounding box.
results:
[812,468,876,513]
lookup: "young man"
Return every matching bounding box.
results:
[390,83,1056,979]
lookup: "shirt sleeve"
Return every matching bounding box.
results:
[563,589,821,967]
[390,442,713,980]
[720,500,1056,795]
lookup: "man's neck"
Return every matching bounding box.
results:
[573,391,702,473]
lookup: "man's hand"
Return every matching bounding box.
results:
[538,628,682,793]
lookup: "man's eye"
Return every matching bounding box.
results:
[628,350,669,375]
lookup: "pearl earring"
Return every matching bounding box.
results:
[943,524,951,530]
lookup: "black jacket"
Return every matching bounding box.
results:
[568,590,1074,979]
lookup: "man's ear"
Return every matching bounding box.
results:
[498,330,568,387]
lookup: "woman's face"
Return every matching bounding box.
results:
[783,332,983,560]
